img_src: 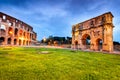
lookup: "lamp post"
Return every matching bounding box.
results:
[0,21,1,37]
[43,37,46,43]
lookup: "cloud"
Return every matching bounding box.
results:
[0,0,120,42]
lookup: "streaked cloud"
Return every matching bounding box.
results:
[0,0,120,42]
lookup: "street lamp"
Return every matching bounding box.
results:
[43,37,46,43]
[0,22,1,37]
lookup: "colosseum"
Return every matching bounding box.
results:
[72,12,114,52]
[0,12,37,46]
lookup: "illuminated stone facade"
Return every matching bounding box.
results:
[72,12,114,52]
[0,12,37,46]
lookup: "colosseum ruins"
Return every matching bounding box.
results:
[0,12,37,46]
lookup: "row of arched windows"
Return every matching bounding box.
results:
[0,25,33,39]
[0,37,31,45]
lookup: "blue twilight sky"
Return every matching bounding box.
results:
[0,0,120,42]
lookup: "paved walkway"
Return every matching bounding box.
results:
[1,45,120,55]
[23,45,120,55]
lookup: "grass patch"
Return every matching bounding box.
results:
[0,47,120,80]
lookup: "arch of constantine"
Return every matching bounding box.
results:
[72,12,114,52]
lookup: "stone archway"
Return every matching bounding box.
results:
[0,37,5,45]
[14,28,18,36]
[96,38,102,51]
[19,39,22,45]
[29,41,31,45]
[81,34,91,50]
[14,39,17,45]
[23,40,25,45]
[0,29,6,36]
[19,29,23,37]
[8,27,13,35]
[72,12,114,52]
[23,32,26,37]
[7,38,11,44]
[26,41,28,45]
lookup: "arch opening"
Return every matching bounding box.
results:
[27,33,29,39]
[7,38,11,44]
[0,25,6,36]
[14,28,18,36]
[14,39,17,45]
[82,34,91,49]
[0,37,5,45]
[23,40,25,45]
[26,41,28,45]
[0,29,6,36]
[96,39,103,51]
[19,30,23,37]
[19,39,22,45]
[23,32,26,37]
[8,27,13,35]
[29,41,31,45]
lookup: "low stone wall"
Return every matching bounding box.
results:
[114,45,120,51]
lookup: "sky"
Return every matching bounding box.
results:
[0,0,120,42]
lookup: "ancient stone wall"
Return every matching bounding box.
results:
[0,12,37,46]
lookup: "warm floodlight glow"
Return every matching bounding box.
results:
[9,31,13,34]
[19,37,24,40]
